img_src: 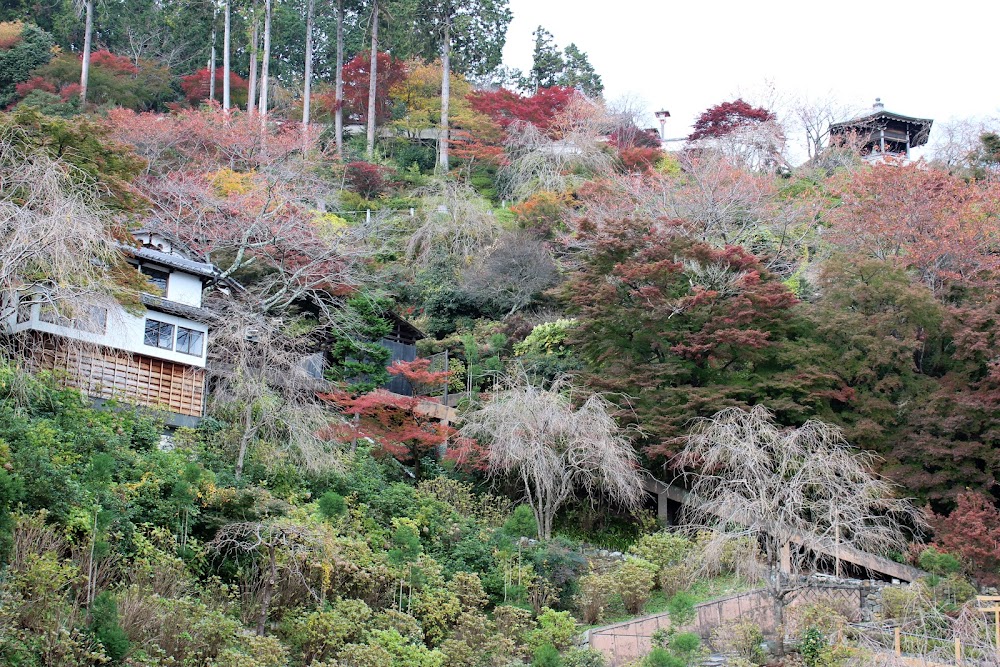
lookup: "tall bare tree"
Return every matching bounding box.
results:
[460,374,643,539]
[205,298,340,480]
[247,10,260,114]
[77,0,95,105]
[365,0,379,159]
[301,0,315,140]
[223,0,232,110]
[334,0,345,156]
[674,406,926,637]
[259,0,273,126]
[208,18,217,102]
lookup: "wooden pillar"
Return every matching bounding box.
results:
[894,626,901,657]
[955,636,962,664]
[780,542,792,575]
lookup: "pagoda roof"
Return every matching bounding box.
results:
[830,107,933,147]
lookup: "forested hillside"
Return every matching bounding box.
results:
[2,3,1000,666]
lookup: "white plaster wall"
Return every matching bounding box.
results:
[11,302,208,368]
[166,272,203,307]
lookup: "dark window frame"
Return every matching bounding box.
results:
[175,326,204,356]
[144,318,174,349]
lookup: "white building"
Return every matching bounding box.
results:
[4,230,218,426]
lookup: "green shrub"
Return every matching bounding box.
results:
[504,505,538,538]
[628,532,693,573]
[528,608,577,651]
[666,591,696,628]
[918,547,962,576]
[800,626,825,667]
[562,647,607,667]
[318,491,346,520]
[644,647,684,667]
[533,643,563,667]
[576,571,616,624]
[617,559,657,615]
[90,591,130,663]
[668,632,702,666]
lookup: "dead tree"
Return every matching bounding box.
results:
[460,374,643,540]
[204,297,339,480]
[0,132,120,330]
[209,521,319,635]
[674,405,926,644]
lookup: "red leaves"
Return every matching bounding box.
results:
[467,86,576,135]
[345,161,392,199]
[14,76,55,97]
[318,359,482,471]
[931,492,1000,585]
[87,49,137,75]
[688,98,775,141]
[179,68,249,106]
[828,163,1000,293]
[318,51,406,124]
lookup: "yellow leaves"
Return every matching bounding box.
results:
[313,211,351,240]
[390,60,474,135]
[207,168,255,196]
[0,21,24,49]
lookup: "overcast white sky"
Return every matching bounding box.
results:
[502,0,999,153]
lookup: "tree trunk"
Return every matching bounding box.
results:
[257,543,277,635]
[223,0,231,110]
[247,15,259,114]
[334,0,344,157]
[302,0,314,144]
[259,0,272,128]
[365,0,379,160]
[438,20,451,173]
[209,24,217,103]
[235,403,252,480]
[80,0,94,105]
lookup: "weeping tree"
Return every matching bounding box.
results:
[674,405,926,642]
[460,374,643,540]
[205,298,340,480]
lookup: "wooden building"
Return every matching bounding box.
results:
[4,230,219,426]
[829,98,932,162]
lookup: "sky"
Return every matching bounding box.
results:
[501,0,999,156]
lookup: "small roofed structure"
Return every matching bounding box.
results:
[829,98,933,161]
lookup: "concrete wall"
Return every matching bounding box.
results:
[588,583,871,667]
[165,271,203,307]
[11,301,208,368]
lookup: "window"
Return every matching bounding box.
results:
[140,265,169,295]
[144,319,174,349]
[176,326,204,356]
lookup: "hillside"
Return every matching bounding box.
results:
[2,5,1000,667]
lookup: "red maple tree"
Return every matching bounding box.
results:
[317,51,406,125]
[688,98,775,141]
[828,163,1000,294]
[320,359,474,475]
[467,86,576,135]
[179,68,249,106]
[930,491,1000,585]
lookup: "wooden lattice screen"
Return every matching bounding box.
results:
[25,334,205,417]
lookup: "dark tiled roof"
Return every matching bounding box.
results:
[140,293,211,322]
[118,243,219,279]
